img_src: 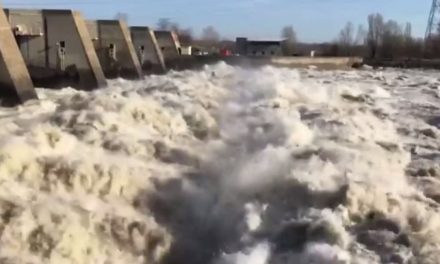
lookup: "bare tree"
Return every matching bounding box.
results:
[170,23,180,33]
[281,25,297,56]
[338,22,354,55]
[114,12,128,23]
[381,20,405,59]
[179,28,194,46]
[367,13,385,58]
[404,22,412,39]
[403,22,413,55]
[156,18,193,45]
[339,22,354,46]
[401,22,421,57]
[157,18,172,30]
[355,25,367,45]
[201,26,220,43]
[281,25,297,43]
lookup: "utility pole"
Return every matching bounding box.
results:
[426,0,440,39]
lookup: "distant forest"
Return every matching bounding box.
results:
[152,14,440,59]
[320,13,439,60]
[279,13,440,59]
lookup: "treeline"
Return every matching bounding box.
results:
[155,18,224,48]
[328,13,437,59]
[151,14,440,60]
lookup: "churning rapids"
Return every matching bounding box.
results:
[1,63,440,264]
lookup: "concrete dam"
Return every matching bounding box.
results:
[0,6,361,105]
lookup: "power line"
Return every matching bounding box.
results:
[426,0,440,39]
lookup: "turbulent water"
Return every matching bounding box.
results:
[1,63,440,263]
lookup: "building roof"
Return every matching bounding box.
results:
[247,40,284,45]
[236,37,286,45]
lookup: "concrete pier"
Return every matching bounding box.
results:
[6,9,107,90]
[87,20,142,79]
[154,30,181,67]
[130,26,166,73]
[0,7,37,104]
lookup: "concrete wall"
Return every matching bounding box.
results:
[268,57,362,68]
[130,26,166,73]
[224,56,362,69]
[6,9,106,90]
[0,7,37,104]
[363,58,440,69]
[154,30,181,66]
[246,44,283,56]
[159,56,363,71]
[87,20,142,79]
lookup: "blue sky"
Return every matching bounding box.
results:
[3,0,430,42]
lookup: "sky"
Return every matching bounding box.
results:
[2,0,431,42]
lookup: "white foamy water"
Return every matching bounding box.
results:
[0,63,440,263]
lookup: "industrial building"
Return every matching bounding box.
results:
[5,9,107,90]
[0,6,37,104]
[154,30,181,66]
[236,37,285,56]
[87,20,143,79]
[130,26,166,73]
